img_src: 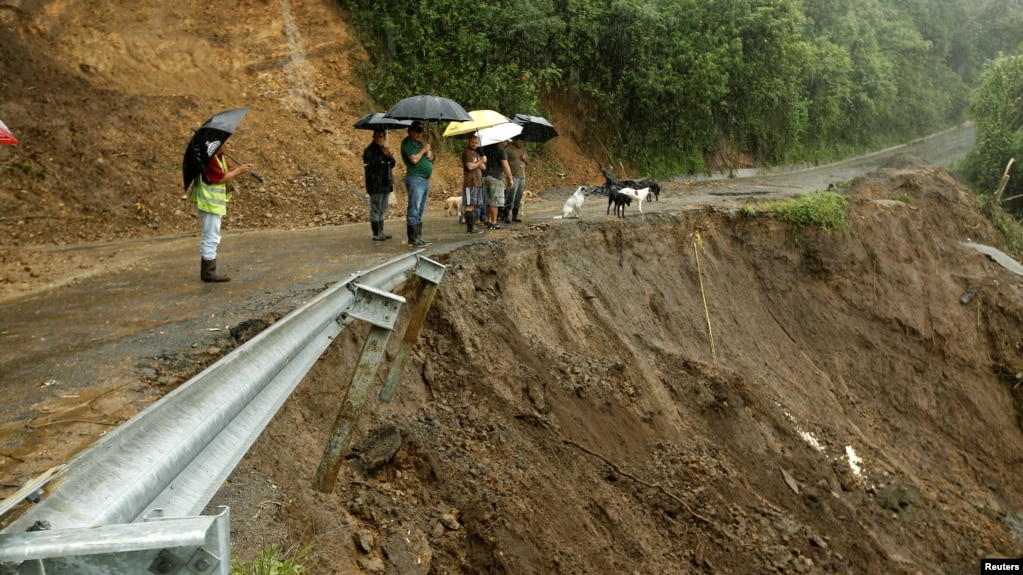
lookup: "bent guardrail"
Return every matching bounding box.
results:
[0,251,445,574]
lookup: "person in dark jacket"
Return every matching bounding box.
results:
[363,129,396,241]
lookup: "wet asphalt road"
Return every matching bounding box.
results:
[0,122,975,451]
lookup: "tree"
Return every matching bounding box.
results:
[961,52,1023,211]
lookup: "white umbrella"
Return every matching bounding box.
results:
[476,122,523,147]
[443,110,510,137]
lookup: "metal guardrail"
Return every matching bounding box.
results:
[0,251,444,574]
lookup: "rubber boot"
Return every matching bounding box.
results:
[466,211,482,234]
[414,223,431,246]
[512,208,522,223]
[501,207,511,224]
[379,221,392,240]
[408,224,429,247]
[201,258,231,282]
[372,221,386,241]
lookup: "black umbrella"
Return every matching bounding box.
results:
[510,113,559,143]
[354,112,414,131]
[383,95,473,122]
[182,108,249,190]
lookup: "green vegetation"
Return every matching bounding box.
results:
[1,158,46,180]
[337,0,1021,177]
[960,52,1023,217]
[230,543,312,575]
[976,192,1023,261]
[765,191,848,236]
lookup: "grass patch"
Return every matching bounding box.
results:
[231,543,313,575]
[976,192,1023,261]
[892,193,912,204]
[1,158,47,180]
[763,191,848,237]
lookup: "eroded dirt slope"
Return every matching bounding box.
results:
[215,165,1023,574]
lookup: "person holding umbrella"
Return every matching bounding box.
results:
[190,137,254,282]
[363,129,396,241]
[400,120,434,247]
[480,139,513,229]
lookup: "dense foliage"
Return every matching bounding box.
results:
[960,52,1023,212]
[338,0,1023,177]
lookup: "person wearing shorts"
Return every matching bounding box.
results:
[481,140,513,230]
[461,134,486,233]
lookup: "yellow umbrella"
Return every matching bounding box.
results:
[442,110,510,137]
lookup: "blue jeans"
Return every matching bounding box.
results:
[369,192,390,223]
[404,175,430,226]
[505,177,525,212]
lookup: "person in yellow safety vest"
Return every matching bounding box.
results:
[189,137,254,282]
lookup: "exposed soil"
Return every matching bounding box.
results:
[206,165,1023,574]
[3,2,1023,575]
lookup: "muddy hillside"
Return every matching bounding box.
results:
[212,163,1023,574]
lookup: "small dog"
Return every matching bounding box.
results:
[607,187,632,218]
[618,187,651,213]
[445,196,462,217]
[554,186,588,219]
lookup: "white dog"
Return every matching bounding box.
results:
[445,196,462,217]
[554,186,588,219]
[618,187,651,213]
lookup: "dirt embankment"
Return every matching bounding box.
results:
[213,165,1023,574]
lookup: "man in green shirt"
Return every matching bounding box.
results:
[400,121,434,247]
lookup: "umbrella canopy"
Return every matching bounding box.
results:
[383,95,472,122]
[442,110,511,137]
[354,112,413,131]
[476,122,523,147]
[510,113,559,143]
[182,108,250,190]
[0,119,18,145]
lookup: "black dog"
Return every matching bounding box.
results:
[607,187,632,217]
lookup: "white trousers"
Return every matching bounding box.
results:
[198,209,223,261]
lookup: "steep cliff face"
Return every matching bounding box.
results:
[217,164,1023,573]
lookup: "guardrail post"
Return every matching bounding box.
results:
[0,507,231,574]
[313,284,404,494]
[378,256,446,403]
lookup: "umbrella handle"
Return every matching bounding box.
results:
[225,152,265,183]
